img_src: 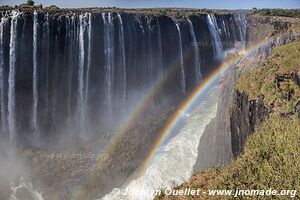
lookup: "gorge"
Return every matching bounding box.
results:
[0,6,298,200]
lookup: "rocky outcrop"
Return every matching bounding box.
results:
[230,92,269,157]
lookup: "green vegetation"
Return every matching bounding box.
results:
[26,0,35,6]
[45,5,60,10]
[217,116,300,199]
[254,8,300,18]
[17,0,43,9]
[236,40,300,114]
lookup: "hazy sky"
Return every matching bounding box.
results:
[1,0,300,9]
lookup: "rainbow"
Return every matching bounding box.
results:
[139,39,269,174]
[74,34,196,199]
[75,37,269,199]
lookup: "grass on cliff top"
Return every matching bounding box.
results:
[254,9,300,18]
[236,40,300,113]
[156,116,300,200]
[217,116,300,199]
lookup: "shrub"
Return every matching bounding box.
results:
[26,0,35,6]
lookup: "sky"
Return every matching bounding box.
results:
[1,0,300,9]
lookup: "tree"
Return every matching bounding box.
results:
[26,0,35,6]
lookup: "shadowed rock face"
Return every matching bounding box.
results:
[230,92,269,158]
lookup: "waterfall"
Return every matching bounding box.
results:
[43,13,50,117]
[146,17,153,84]
[117,13,126,106]
[187,19,202,84]
[67,15,75,116]
[102,13,115,119]
[78,13,88,136]
[8,11,19,143]
[222,19,230,41]
[156,18,163,80]
[175,23,185,94]
[0,10,246,145]
[137,18,145,34]
[84,13,92,115]
[234,14,247,52]
[0,16,7,135]
[32,11,39,136]
[207,14,224,59]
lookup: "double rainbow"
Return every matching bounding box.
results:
[76,37,268,199]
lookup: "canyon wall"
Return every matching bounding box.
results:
[195,15,300,170]
[0,9,246,147]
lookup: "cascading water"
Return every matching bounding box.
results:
[117,13,127,107]
[85,13,92,119]
[222,19,230,42]
[187,19,202,83]
[43,13,50,117]
[146,17,153,85]
[102,13,115,120]
[78,13,88,136]
[175,23,186,94]
[0,10,244,142]
[234,14,247,52]
[156,18,163,80]
[7,10,19,143]
[67,15,76,117]
[0,9,248,199]
[32,11,39,136]
[207,14,224,59]
[0,16,7,135]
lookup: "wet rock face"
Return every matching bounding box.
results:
[230,92,269,158]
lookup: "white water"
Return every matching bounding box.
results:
[10,178,43,200]
[8,11,19,143]
[233,14,247,52]
[78,14,87,136]
[175,24,186,94]
[32,11,39,136]
[117,13,127,106]
[137,18,145,34]
[44,13,50,116]
[102,13,115,119]
[156,18,163,80]
[222,20,230,41]
[67,15,75,116]
[187,19,202,83]
[0,16,8,134]
[103,85,219,200]
[207,14,224,59]
[84,13,92,117]
[146,17,154,84]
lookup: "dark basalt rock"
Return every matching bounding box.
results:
[230,92,269,158]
